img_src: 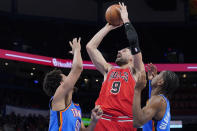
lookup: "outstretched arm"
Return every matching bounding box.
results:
[86,24,121,76]
[119,2,144,73]
[52,38,83,111]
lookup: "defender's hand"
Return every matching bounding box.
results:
[91,105,103,123]
[146,63,157,80]
[69,37,81,54]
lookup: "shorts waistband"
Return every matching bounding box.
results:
[101,114,133,122]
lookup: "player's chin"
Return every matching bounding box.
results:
[115,58,119,64]
[115,59,122,66]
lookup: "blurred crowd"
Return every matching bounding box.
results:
[0,112,48,131]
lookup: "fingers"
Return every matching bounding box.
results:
[73,38,77,44]
[146,64,152,73]
[97,107,103,116]
[146,63,154,71]
[119,2,124,7]
[69,41,73,48]
[119,2,127,9]
[92,105,103,116]
[77,37,81,44]
[153,64,157,72]
[149,63,157,73]
[68,37,81,54]
[92,105,99,113]
[70,37,81,45]
[122,2,125,7]
[145,65,150,71]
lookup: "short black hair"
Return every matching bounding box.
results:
[125,46,131,50]
[43,69,63,96]
[161,71,179,97]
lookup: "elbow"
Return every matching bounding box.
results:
[86,44,92,55]
[86,44,91,51]
[133,120,143,128]
[86,43,96,52]
[133,117,143,128]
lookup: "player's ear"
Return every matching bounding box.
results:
[128,53,132,61]
[157,78,164,87]
[60,81,63,86]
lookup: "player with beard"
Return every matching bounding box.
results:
[86,2,145,131]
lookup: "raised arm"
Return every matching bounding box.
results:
[132,72,162,128]
[146,63,158,95]
[147,63,158,81]
[119,2,144,73]
[86,24,120,76]
[52,38,83,110]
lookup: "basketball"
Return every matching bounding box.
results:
[105,4,123,26]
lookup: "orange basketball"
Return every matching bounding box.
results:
[105,4,123,26]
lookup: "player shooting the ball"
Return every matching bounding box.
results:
[86,2,145,131]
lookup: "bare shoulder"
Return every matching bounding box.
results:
[148,95,164,109]
[150,95,167,120]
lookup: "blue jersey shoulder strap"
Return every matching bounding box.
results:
[155,94,171,131]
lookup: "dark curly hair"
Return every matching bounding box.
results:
[160,71,179,97]
[43,69,63,96]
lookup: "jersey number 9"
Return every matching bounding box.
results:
[111,81,121,94]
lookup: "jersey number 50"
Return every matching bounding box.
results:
[110,81,121,94]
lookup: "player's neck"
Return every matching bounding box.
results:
[151,87,162,97]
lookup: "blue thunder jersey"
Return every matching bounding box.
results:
[154,94,171,131]
[143,81,171,131]
[49,97,82,131]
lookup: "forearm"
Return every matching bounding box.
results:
[86,26,110,49]
[125,22,144,72]
[133,90,144,127]
[124,22,141,55]
[72,49,83,72]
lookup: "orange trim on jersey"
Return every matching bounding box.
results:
[61,102,72,112]
[59,112,63,131]
[152,120,155,131]
[74,103,79,106]
[58,103,72,130]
